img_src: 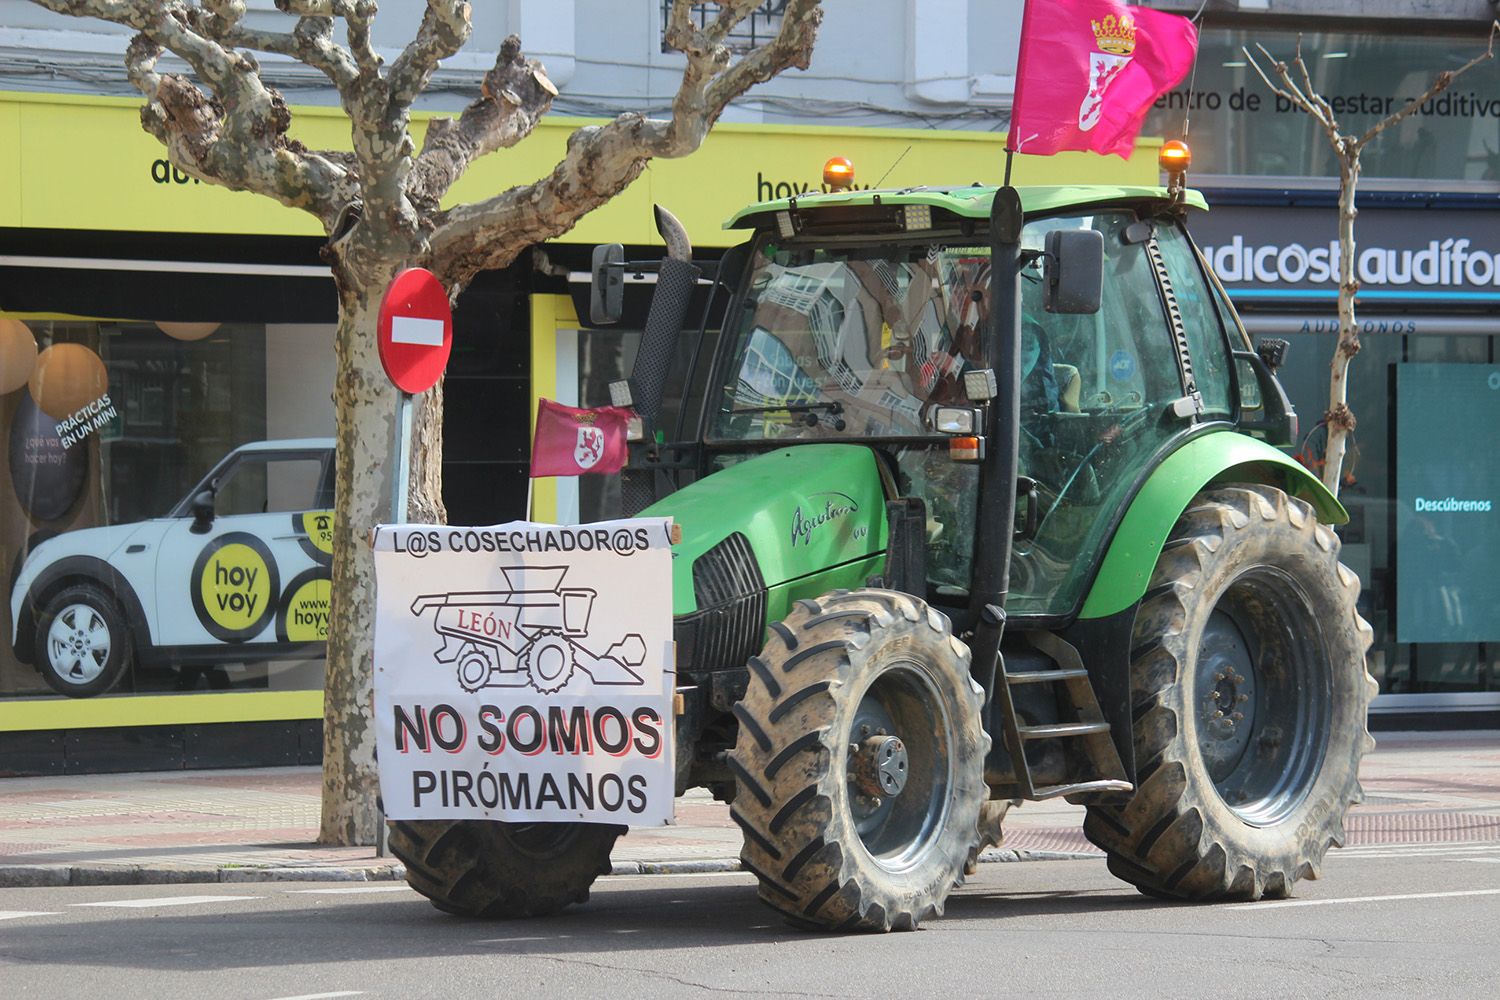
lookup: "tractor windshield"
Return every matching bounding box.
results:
[710,241,991,442]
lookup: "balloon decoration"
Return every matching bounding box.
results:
[0,318,38,395]
[9,394,87,522]
[156,321,221,342]
[28,342,109,421]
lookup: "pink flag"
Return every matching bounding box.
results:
[1009,0,1198,159]
[530,398,631,478]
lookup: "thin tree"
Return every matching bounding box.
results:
[1244,25,1496,498]
[29,0,823,845]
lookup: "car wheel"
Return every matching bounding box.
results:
[35,583,132,697]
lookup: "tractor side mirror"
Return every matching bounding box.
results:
[190,489,216,534]
[1044,229,1104,314]
[590,243,625,325]
[1233,350,1298,448]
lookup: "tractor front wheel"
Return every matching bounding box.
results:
[388,819,623,918]
[1083,485,1376,900]
[730,590,988,932]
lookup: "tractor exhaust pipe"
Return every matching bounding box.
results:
[631,205,700,427]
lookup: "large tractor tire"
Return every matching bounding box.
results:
[730,590,988,932]
[388,820,623,918]
[1083,485,1376,900]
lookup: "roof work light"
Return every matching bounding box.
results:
[823,156,854,192]
[1159,139,1191,198]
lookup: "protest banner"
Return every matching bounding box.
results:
[372,518,676,825]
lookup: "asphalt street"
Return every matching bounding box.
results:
[3,840,1498,999]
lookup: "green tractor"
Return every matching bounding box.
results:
[389,179,1376,932]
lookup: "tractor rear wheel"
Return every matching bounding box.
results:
[388,819,623,918]
[1083,485,1376,900]
[730,590,988,932]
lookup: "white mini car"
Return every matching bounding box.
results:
[11,439,336,697]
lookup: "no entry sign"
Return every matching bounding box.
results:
[377,268,453,394]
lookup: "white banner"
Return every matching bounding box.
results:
[372,518,676,826]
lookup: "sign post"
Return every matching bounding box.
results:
[376,266,454,519]
[374,267,453,853]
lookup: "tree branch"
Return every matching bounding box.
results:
[32,0,358,230]
[407,34,556,215]
[223,16,359,90]
[426,0,822,285]
[389,1,471,109]
[1244,42,1332,132]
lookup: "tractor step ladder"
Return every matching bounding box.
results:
[991,631,1133,802]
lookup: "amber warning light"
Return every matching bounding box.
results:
[1159,139,1191,177]
[823,156,854,192]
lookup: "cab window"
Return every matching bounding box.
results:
[1154,222,1233,417]
[1007,210,1187,617]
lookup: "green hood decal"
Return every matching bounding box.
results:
[642,445,889,613]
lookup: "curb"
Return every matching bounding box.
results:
[0,863,407,889]
[0,846,1104,889]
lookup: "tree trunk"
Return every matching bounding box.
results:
[320,277,403,846]
[1323,155,1361,498]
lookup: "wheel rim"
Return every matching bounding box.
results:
[47,603,110,685]
[457,648,491,690]
[844,661,954,872]
[1194,568,1332,826]
[528,636,573,686]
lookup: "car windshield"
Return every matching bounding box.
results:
[710,240,992,441]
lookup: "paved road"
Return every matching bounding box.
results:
[4,841,1498,999]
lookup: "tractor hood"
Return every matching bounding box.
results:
[642,444,889,615]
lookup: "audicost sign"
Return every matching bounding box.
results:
[371,517,676,825]
[1192,205,1500,298]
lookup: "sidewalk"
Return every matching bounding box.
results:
[1,732,1495,887]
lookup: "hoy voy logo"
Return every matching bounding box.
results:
[191,533,279,642]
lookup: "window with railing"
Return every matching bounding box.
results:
[660,1,787,54]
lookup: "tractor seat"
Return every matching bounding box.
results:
[1055,364,1082,413]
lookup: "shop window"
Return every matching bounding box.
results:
[1143,26,1500,183]
[0,318,336,701]
[1240,314,1500,700]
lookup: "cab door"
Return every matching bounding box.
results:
[153,448,333,650]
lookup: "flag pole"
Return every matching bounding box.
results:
[1003,149,1014,188]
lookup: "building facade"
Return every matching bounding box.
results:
[3,1,1486,773]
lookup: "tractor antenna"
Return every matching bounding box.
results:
[874,145,912,189]
[1181,0,1209,140]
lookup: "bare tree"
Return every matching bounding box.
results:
[28,0,822,845]
[1245,25,1496,498]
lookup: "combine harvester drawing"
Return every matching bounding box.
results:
[409,566,647,694]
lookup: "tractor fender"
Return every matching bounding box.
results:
[1079,431,1345,620]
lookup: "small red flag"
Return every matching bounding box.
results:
[1009,0,1198,159]
[530,399,631,478]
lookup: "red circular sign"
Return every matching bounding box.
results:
[377,268,453,394]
